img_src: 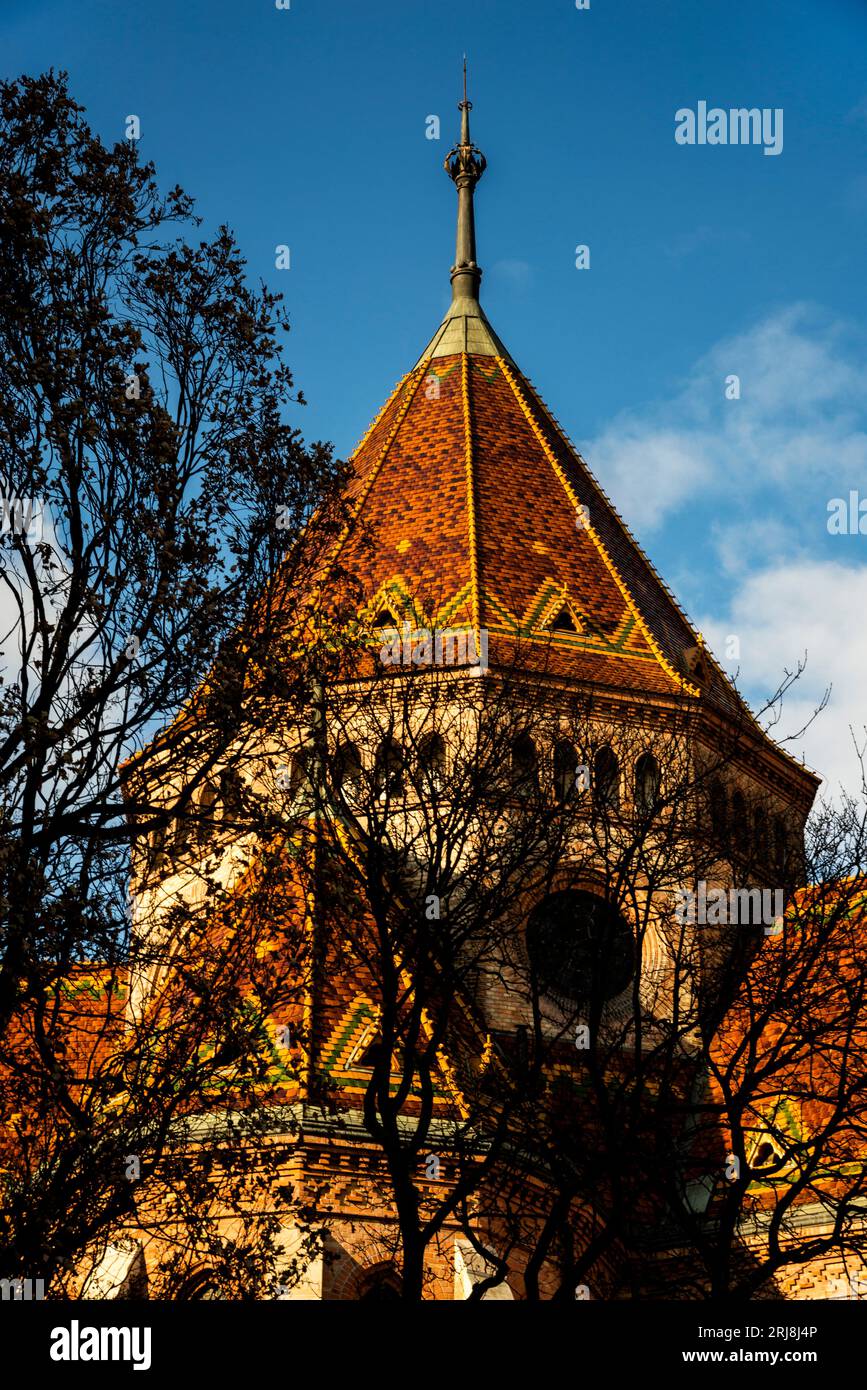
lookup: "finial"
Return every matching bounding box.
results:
[444,58,486,303]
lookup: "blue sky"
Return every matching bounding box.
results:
[4,0,867,792]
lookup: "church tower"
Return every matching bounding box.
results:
[126,72,820,1300]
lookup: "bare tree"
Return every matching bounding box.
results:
[0,69,343,1292]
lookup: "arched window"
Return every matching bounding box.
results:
[553,739,579,803]
[710,780,728,840]
[147,821,168,875]
[358,1267,402,1300]
[754,807,768,864]
[511,733,539,798]
[374,738,405,800]
[773,816,788,874]
[731,789,748,853]
[219,769,243,826]
[333,741,362,798]
[593,746,620,811]
[634,752,660,814]
[178,1271,220,1300]
[418,732,446,791]
[173,799,194,854]
[196,782,219,849]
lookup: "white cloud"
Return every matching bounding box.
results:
[589,425,715,531]
[709,515,794,579]
[585,305,867,799]
[586,304,867,532]
[700,559,867,796]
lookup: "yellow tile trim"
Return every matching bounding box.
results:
[347,365,416,467]
[325,360,431,577]
[301,834,317,1091]
[461,352,482,652]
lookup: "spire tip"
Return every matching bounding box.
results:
[444,62,486,303]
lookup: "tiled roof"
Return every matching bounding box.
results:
[702,879,867,1210]
[322,327,751,709]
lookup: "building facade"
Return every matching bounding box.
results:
[110,80,862,1302]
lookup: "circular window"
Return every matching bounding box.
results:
[358,1270,402,1300]
[178,1271,220,1299]
[526,890,634,1007]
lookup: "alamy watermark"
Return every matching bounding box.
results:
[1,1276,45,1300]
[675,102,783,157]
[378,622,488,672]
[50,1320,151,1371]
[0,496,46,542]
[674,882,784,933]
[827,491,867,535]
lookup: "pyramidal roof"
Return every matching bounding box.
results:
[320,75,751,716]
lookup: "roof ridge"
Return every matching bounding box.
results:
[514,370,821,769]
[326,361,430,577]
[512,369,822,777]
[347,370,409,464]
[496,354,700,699]
[461,351,482,649]
[519,372,705,654]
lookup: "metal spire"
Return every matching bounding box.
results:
[444,57,487,304]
